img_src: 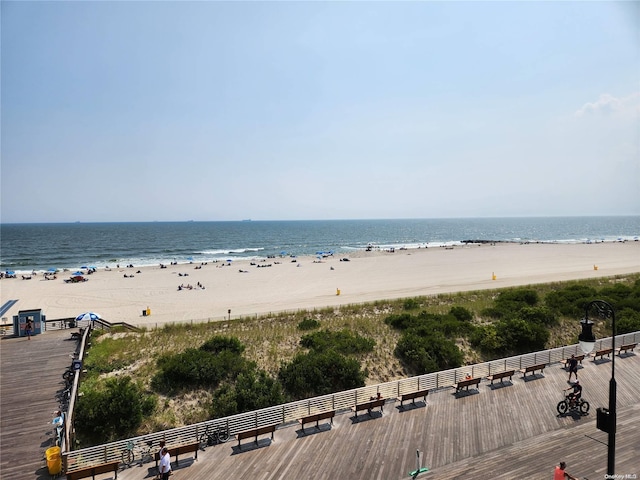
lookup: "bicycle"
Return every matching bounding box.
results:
[198,424,230,450]
[557,391,590,416]
[121,439,154,467]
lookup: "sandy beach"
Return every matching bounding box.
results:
[1,242,639,328]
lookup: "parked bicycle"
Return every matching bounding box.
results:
[557,390,590,416]
[121,439,154,467]
[198,424,230,449]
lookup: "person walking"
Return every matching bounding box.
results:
[25,319,33,340]
[554,461,578,480]
[567,354,578,382]
[159,447,171,480]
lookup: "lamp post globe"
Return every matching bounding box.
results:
[578,317,596,355]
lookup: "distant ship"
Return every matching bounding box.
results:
[241,219,252,222]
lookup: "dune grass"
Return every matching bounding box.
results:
[86,273,639,430]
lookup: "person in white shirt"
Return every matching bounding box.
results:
[159,447,171,480]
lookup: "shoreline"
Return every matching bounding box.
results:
[1,242,639,328]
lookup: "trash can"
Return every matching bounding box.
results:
[142,309,147,317]
[46,446,62,475]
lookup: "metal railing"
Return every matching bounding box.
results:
[62,331,640,473]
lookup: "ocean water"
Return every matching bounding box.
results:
[1,216,639,273]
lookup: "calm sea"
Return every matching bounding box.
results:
[1,217,639,273]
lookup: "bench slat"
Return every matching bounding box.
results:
[453,378,481,392]
[398,389,429,406]
[520,363,545,376]
[66,460,120,480]
[237,424,277,447]
[486,370,515,385]
[353,398,385,417]
[298,410,335,431]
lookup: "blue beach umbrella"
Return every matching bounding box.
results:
[75,312,101,323]
[81,265,88,269]
[73,271,84,276]
[187,257,194,262]
[226,259,233,262]
[5,270,15,275]
[48,268,57,272]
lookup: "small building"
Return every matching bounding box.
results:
[13,309,45,337]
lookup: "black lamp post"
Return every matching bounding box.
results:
[578,300,616,476]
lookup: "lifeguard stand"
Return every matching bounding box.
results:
[13,309,45,337]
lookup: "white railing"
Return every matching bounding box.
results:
[62,331,640,472]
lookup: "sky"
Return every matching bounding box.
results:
[1,1,639,223]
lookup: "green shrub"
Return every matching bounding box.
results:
[297,318,320,331]
[278,350,366,399]
[617,308,640,335]
[384,313,419,330]
[403,298,421,311]
[209,368,285,418]
[75,376,156,445]
[469,324,504,354]
[518,306,558,327]
[449,306,473,322]
[395,331,463,374]
[300,329,375,355]
[200,335,245,355]
[151,348,248,394]
[545,284,598,317]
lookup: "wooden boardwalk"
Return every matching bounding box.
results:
[0,329,79,480]
[1,329,639,480]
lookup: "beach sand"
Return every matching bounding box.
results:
[1,242,639,328]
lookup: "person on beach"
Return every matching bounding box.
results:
[159,447,171,480]
[567,354,578,382]
[25,319,33,340]
[554,461,578,480]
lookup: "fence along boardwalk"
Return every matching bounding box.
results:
[114,348,640,480]
[0,329,78,480]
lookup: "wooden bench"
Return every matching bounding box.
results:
[520,363,545,377]
[617,343,637,355]
[593,348,613,361]
[65,460,120,480]
[236,424,277,448]
[397,389,429,407]
[154,441,199,472]
[563,354,585,368]
[298,410,335,432]
[352,398,385,418]
[486,369,515,385]
[453,377,481,393]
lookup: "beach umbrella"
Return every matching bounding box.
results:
[226,259,233,262]
[81,265,88,269]
[73,271,84,276]
[75,312,101,322]
[5,270,15,275]
[48,268,57,272]
[187,257,194,261]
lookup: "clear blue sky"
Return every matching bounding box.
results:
[2,1,639,223]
